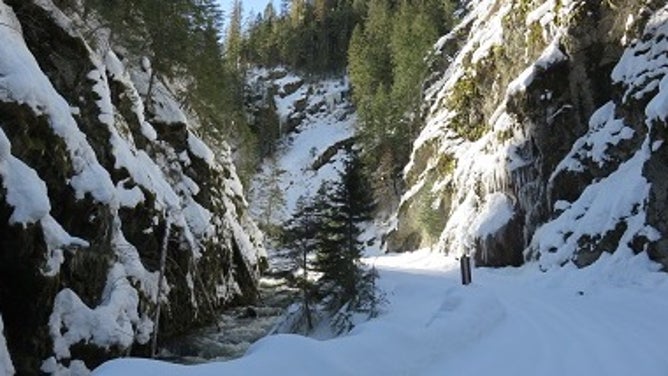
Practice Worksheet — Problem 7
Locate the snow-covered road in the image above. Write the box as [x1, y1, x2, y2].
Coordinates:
[94, 250, 668, 376]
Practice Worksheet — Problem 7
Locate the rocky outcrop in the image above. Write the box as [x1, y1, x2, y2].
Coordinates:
[388, 0, 668, 271]
[0, 0, 265, 374]
[246, 67, 356, 228]
[246, 68, 353, 146]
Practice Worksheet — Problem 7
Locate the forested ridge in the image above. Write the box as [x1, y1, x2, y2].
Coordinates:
[60, 0, 459, 203]
[0, 0, 457, 371]
[243, 0, 457, 209]
[5, 0, 668, 374]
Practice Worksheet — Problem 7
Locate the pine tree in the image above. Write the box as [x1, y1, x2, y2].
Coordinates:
[255, 157, 287, 238]
[282, 194, 327, 332]
[347, 0, 458, 208]
[225, 0, 244, 71]
[314, 153, 375, 313]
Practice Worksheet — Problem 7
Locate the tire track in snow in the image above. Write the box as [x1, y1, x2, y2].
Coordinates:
[417, 267, 668, 376]
[508, 284, 668, 375]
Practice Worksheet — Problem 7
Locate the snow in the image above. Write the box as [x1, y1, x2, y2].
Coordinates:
[93, 249, 668, 376]
[0, 315, 14, 376]
[104, 52, 158, 141]
[470, 192, 514, 238]
[187, 132, 215, 166]
[0, 3, 115, 204]
[48, 263, 154, 361]
[0, 128, 90, 276]
[41, 357, 89, 376]
[531, 137, 656, 270]
[183, 197, 213, 238]
[611, 6, 668, 104]
[0, 129, 51, 225]
[130, 67, 188, 125]
[646, 72, 668, 123]
[40, 215, 89, 277]
[552, 102, 635, 175]
[86, 65, 181, 211]
[248, 71, 355, 224]
[507, 40, 567, 95]
[470, 3, 510, 64]
[110, 217, 164, 303]
[0, 1, 267, 371]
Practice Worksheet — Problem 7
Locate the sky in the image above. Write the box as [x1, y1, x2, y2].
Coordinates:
[218, 0, 279, 25]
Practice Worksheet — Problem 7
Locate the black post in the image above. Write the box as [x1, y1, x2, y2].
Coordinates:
[460, 255, 472, 285]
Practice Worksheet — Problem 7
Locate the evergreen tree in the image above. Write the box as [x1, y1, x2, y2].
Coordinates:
[348, 0, 457, 208]
[314, 153, 375, 313]
[282, 194, 326, 332]
[225, 0, 244, 71]
[243, 0, 360, 74]
[281, 152, 379, 334]
[254, 157, 287, 238]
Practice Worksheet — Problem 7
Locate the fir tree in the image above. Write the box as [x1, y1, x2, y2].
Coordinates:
[314, 152, 375, 313]
[282, 194, 327, 332]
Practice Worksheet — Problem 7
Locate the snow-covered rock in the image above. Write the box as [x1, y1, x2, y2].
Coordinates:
[0, 0, 265, 373]
[390, 0, 668, 273]
[247, 68, 356, 226]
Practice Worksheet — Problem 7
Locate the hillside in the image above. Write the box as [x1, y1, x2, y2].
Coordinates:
[0, 0, 265, 374]
[388, 0, 668, 274]
[3, 0, 668, 375]
[92, 0, 668, 374]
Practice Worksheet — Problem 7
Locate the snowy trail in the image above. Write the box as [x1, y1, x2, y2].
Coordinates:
[94, 250, 668, 376]
[426, 268, 668, 376]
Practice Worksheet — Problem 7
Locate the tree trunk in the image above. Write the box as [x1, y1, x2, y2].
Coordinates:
[151, 214, 172, 357]
[146, 67, 157, 115]
[302, 245, 313, 331]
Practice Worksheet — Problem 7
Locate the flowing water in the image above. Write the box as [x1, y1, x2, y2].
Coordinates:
[158, 273, 298, 363]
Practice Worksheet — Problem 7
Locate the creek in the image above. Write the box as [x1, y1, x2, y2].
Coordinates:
[158, 272, 298, 363]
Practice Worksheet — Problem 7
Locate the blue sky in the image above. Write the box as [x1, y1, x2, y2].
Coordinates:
[218, 0, 279, 24]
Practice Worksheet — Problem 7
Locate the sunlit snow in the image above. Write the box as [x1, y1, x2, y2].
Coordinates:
[94, 249, 668, 376]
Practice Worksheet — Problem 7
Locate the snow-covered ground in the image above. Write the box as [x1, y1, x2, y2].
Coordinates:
[94, 249, 668, 376]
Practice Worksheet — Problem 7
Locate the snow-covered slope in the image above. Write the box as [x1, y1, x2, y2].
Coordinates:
[389, 0, 668, 272]
[0, 316, 13, 376]
[93, 249, 668, 375]
[0, 0, 265, 374]
[247, 68, 355, 227]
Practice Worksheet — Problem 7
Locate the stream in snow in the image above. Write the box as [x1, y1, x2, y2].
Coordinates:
[158, 273, 298, 363]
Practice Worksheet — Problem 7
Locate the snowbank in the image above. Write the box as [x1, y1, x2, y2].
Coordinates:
[93, 249, 668, 376]
[0, 315, 14, 376]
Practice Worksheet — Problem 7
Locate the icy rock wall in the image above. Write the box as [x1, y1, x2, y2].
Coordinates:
[389, 0, 668, 271]
[0, 0, 266, 374]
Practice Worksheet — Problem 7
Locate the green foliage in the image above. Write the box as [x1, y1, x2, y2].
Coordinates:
[255, 157, 287, 238]
[434, 154, 456, 177]
[83, 0, 205, 85]
[73, 0, 259, 183]
[415, 188, 446, 243]
[348, 0, 457, 203]
[283, 152, 378, 331]
[314, 154, 375, 311]
[244, 0, 360, 74]
[448, 72, 488, 141]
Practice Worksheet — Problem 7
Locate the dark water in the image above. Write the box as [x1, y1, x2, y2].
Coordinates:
[158, 276, 298, 363]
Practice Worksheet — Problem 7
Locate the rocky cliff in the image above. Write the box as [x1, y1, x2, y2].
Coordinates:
[387, 0, 668, 271]
[0, 0, 266, 374]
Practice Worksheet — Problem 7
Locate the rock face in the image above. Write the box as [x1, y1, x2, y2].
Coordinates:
[0, 0, 266, 374]
[388, 0, 668, 271]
